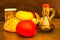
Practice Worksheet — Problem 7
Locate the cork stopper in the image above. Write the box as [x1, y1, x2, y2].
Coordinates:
[42, 4, 50, 8]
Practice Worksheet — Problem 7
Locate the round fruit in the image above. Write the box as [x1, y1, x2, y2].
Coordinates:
[16, 20, 36, 37]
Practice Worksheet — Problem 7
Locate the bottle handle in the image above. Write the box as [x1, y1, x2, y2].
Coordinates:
[49, 8, 55, 19]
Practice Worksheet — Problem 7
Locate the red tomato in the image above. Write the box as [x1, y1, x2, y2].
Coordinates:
[16, 20, 36, 37]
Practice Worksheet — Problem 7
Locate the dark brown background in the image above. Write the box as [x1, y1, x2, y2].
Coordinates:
[0, 0, 60, 21]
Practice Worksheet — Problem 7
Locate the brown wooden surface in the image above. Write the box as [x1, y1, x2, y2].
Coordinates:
[0, 19, 60, 40]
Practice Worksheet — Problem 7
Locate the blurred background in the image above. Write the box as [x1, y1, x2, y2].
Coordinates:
[0, 0, 60, 21]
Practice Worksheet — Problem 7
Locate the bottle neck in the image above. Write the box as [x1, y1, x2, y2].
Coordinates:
[42, 8, 50, 17]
